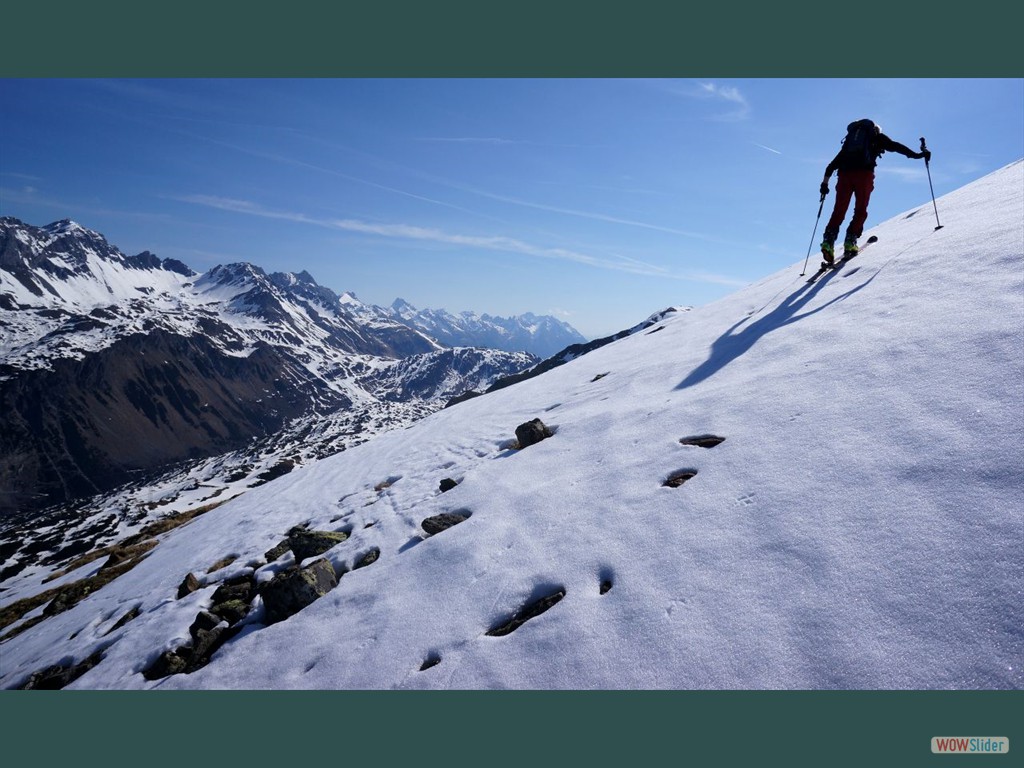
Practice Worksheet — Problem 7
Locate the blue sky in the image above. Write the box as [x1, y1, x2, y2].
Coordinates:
[2, 78, 1022, 338]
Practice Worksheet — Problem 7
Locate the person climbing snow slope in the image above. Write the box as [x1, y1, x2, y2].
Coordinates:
[820, 119, 931, 263]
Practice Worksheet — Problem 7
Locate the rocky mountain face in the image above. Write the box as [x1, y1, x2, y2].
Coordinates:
[387, 298, 587, 358]
[0, 218, 536, 516]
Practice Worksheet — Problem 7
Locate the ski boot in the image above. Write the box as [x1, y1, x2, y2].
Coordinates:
[842, 238, 859, 261]
[820, 239, 835, 266]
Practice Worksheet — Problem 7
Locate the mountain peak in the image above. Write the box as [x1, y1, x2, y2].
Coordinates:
[200, 262, 269, 285]
[43, 219, 102, 240]
[390, 297, 418, 316]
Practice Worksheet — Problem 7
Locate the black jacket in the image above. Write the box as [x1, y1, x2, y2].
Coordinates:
[825, 132, 919, 176]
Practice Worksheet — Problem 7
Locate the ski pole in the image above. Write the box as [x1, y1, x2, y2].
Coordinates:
[921, 137, 943, 230]
[800, 192, 826, 276]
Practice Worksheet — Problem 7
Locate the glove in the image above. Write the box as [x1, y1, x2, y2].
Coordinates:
[819, 181, 829, 197]
[922, 149, 932, 162]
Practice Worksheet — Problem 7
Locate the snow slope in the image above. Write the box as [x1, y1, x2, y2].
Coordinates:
[1, 161, 1021, 690]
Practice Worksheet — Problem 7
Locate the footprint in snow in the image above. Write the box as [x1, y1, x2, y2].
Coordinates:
[486, 586, 566, 637]
[678, 434, 726, 448]
[663, 469, 698, 488]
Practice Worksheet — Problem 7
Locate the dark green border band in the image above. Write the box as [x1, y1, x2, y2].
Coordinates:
[1, 690, 1021, 766]
[1, 3, 1019, 768]
[1, 1, 1021, 76]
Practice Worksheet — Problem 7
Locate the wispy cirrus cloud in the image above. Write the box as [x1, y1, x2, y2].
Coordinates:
[655, 79, 751, 122]
[696, 82, 751, 121]
[425, 180, 736, 244]
[875, 165, 927, 182]
[416, 137, 521, 145]
[177, 194, 746, 286]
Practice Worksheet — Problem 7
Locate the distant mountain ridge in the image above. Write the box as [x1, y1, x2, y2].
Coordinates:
[386, 297, 587, 358]
[0, 217, 536, 514]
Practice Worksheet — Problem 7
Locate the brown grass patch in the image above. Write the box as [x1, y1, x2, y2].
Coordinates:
[1, 499, 228, 640]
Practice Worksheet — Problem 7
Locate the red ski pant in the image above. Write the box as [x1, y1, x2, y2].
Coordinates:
[824, 169, 875, 243]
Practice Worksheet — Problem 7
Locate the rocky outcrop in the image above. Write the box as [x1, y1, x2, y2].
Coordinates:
[17, 650, 104, 690]
[288, 530, 349, 562]
[143, 574, 258, 681]
[259, 559, 339, 625]
[264, 528, 349, 563]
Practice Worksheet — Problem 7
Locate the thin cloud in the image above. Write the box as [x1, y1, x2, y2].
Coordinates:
[416, 137, 521, 145]
[698, 82, 751, 120]
[753, 142, 782, 155]
[434, 181, 739, 245]
[159, 126, 512, 226]
[178, 194, 745, 286]
[876, 165, 928, 182]
[1, 171, 44, 183]
[657, 80, 751, 122]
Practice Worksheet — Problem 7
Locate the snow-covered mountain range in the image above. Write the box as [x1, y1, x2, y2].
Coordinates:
[0, 218, 543, 514]
[0, 160, 1020, 690]
[387, 298, 586, 358]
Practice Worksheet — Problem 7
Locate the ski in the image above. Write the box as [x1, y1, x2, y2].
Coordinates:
[805, 235, 877, 284]
[806, 261, 833, 284]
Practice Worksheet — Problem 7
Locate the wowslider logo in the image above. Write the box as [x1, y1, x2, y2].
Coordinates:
[932, 737, 1010, 754]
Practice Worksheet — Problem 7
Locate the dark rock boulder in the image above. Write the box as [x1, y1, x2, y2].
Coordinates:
[176, 572, 202, 599]
[288, 530, 348, 562]
[421, 512, 470, 536]
[190, 624, 227, 667]
[259, 559, 338, 624]
[439, 478, 459, 493]
[515, 418, 553, 449]
[264, 540, 291, 562]
[210, 575, 255, 605]
[189, 611, 223, 639]
[210, 599, 250, 625]
[144, 649, 190, 680]
[354, 548, 380, 570]
[18, 651, 104, 690]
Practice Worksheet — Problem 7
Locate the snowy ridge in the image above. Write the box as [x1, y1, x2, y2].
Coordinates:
[0, 231, 441, 376]
[386, 298, 588, 357]
[0, 161, 1021, 690]
[0, 220, 536, 514]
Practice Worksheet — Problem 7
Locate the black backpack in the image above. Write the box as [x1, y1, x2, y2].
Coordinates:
[839, 118, 878, 168]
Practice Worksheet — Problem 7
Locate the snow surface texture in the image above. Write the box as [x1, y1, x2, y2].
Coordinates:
[1, 161, 1021, 690]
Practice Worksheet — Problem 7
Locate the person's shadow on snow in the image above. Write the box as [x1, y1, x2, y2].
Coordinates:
[676, 271, 877, 391]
